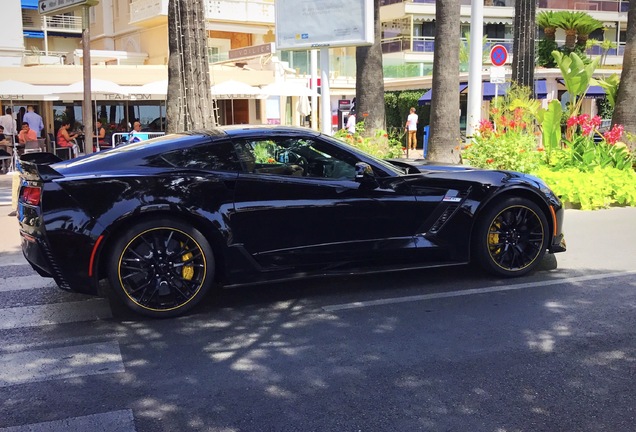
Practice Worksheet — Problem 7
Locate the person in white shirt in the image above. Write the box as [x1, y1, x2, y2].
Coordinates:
[0, 108, 17, 138]
[405, 107, 419, 150]
[346, 112, 356, 134]
[22, 106, 44, 138]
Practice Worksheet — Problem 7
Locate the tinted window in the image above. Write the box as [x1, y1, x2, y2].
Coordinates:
[234, 137, 357, 180]
[152, 140, 240, 171]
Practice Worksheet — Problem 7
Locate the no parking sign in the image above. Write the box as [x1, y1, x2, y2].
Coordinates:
[490, 44, 508, 67]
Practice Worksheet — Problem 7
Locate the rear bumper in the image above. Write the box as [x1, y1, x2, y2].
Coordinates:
[20, 229, 98, 295]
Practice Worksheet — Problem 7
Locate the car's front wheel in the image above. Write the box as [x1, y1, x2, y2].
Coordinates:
[107, 218, 214, 317]
[473, 197, 549, 277]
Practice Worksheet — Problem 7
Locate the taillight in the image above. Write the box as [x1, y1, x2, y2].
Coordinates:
[21, 186, 42, 206]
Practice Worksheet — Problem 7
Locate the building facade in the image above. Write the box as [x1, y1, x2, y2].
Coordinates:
[0, 0, 630, 139]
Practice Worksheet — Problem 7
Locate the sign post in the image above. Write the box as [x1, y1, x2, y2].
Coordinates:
[489, 44, 508, 131]
[39, 0, 98, 154]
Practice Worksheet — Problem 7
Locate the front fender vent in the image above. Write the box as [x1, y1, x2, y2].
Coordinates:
[429, 204, 459, 233]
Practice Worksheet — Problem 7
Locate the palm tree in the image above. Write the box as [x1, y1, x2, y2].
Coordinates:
[537, 11, 559, 67]
[575, 18, 603, 47]
[537, 11, 559, 41]
[612, 0, 636, 139]
[512, 0, 536, 88]
[554, 11, 589, 51]
[166, 0, 217, 133]
[355, 0, 386, 136]
[428, 0, 461, 163]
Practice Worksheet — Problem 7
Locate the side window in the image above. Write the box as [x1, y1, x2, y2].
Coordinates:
[151, 140, 240, 171]
[234, 137, 357, 180]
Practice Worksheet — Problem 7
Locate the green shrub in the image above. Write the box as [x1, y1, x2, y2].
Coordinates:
[532, 167, 636, 210]
[334, 124, 404, 159]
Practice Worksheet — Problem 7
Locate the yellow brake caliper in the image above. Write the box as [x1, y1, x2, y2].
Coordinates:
[181, 243, 194, 281]
[488, 221, 502, 256]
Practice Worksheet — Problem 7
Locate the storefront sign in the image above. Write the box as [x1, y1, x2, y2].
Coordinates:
[228, 43, 275, 61]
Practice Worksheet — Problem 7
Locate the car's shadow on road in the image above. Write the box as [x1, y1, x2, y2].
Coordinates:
[107, 253, 564, 321]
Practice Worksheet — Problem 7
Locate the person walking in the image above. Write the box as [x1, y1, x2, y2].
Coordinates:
[346, 111, 356, 134]
[405, 107, 418, 150]
[22, 106, 44, 138]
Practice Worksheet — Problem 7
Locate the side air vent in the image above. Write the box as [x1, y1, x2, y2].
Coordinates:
[429, 204, 459, 233]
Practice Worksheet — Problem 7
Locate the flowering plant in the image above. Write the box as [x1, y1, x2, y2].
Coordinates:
[555, 115, 633, 171]
[334, 123, 404, 159]
[462, 100, 543, 172]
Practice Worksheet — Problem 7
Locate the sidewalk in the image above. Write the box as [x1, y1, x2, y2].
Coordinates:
[0, 173, 22, 264]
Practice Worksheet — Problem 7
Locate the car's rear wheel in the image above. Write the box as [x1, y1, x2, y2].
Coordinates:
[473, 197, 549, 277]
[107, 218, 214, 317]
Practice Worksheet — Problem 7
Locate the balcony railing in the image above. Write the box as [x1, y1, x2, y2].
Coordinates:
[382, 35, 625, 57]
[129, 0, 275, 25]
[380, 0, 629, 11]
[204, 0, 275, 24]
[22, 13, 83, 32]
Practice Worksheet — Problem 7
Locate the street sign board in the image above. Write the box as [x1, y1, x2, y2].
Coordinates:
[490, 66, 506, 84]
[276, 0, 373, 50]
[39, 0, 98, 16]
[489, 44, 508, 67]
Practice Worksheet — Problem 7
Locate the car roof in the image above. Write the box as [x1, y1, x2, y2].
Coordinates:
[192, 125, 322, 138]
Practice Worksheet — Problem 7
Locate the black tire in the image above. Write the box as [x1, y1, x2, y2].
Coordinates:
[473, 197, 549, 277]
[107, 218, 214, 317]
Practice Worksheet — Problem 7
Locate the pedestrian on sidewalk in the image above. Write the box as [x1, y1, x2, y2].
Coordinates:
[405, 107, 418, 151]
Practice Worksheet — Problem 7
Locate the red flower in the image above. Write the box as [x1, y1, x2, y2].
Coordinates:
[537, 148, 545, 152]
[604, 124, 624, 145]
[566, 116, 578, 128]
[486, 158, 494, 164]
[590, 115, 602, 128]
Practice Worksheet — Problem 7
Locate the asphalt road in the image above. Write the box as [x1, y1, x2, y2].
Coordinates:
[0, 202, 635, 432]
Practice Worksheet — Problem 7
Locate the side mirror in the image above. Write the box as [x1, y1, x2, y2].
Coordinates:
[355, 162, 377, 186]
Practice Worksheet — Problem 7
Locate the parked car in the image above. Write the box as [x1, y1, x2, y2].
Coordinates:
[18, 126, 566, 317]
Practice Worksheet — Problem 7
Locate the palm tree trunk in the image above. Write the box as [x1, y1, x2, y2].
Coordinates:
[612, 0, 636, 141]
[512, 0, 536, 88]
[166, 0, 217, 133]
[565, 29, 577, 50]
[428, 0, 461, 163]
[543, 27, 556, 41]
[355, 0, 386, 136]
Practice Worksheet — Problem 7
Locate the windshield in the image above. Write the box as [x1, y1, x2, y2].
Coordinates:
[321, 134, 407, 176]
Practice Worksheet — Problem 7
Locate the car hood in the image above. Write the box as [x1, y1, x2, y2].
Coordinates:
[389, 158, 552, 193]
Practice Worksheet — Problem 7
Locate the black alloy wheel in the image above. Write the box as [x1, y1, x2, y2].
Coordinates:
[473, 197, 549, 277]
[107, 218, 214, 317]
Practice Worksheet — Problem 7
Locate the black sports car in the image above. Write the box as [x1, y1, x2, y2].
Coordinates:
[18, 126, 566, 317]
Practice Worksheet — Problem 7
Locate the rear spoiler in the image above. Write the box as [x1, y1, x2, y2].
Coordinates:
[20, 152, 64, 182]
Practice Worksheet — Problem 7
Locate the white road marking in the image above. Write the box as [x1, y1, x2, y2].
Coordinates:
[0, 275, 56, 292]
[0, 409, 135, 432]
[0, 341, 125, 388]
[0, 299, 112, 330]
[323, 270, 636, 312]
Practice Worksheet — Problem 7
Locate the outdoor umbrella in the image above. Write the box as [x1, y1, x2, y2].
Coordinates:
[260, 81, 317, 97]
